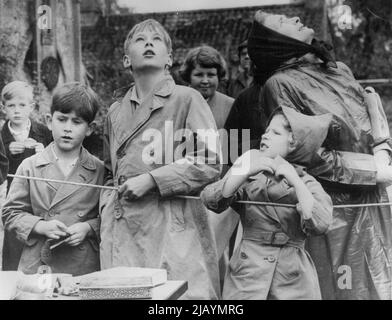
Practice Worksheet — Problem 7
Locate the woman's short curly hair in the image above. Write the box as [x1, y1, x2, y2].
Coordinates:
[179, 46, 227, 83]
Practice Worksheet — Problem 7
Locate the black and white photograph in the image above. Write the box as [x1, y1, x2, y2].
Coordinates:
[0, 0, 392, 307]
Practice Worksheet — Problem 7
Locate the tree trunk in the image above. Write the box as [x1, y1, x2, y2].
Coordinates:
[0, 0, 84, 115]
[0, 0, 33, 89]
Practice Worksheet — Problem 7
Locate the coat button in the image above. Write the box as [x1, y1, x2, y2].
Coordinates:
[48, 211, 55, 217]
[78, 244, 85, 250]
[240, 252, 247, 259]
[114, 211, 122, 219]
[266, 256, 276, 263]
[150, 149, 154, 156]
[77, 212, 84, 218]
[118, 175, 126, 186]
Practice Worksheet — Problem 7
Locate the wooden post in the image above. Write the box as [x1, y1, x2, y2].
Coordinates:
[35, 0, 57, 89]
[72, 0, 82, 81]
[35, 0, 42, 90]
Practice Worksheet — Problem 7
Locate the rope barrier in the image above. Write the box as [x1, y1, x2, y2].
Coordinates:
[8, 174, 392, 209]
[8, 174, 117, 191]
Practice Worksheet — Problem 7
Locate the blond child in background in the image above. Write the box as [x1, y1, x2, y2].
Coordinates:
[1, 81, 52, 271]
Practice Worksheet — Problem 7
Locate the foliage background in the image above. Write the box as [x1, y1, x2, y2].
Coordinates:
[329, 0, 392, 129]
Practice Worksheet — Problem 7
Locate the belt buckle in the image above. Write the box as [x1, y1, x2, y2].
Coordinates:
[270, 232, 277, 245]
[271, 232, 289, 245]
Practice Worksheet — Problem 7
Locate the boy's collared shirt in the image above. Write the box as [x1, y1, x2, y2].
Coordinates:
[50, 144, 79, 178]
[8, 118, 31, 142]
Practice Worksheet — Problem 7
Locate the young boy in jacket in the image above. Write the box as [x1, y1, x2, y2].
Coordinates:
[100, 19, 222, 299]
[201, 106, 333, 299]
[1, 80, 52, 271]
[2, 83, 103, 276]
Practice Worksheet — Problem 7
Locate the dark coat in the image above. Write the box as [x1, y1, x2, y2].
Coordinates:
[224, 82, 265, 165]
[0, 135, 8, 185]
[1, 120, 52, 271]
[1, 120, 52, 189]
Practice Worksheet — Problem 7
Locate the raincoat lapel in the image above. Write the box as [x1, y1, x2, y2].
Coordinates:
[49, 148, 97, 209]
[112, 76, 175, 152]
[36, 142, 60, 196]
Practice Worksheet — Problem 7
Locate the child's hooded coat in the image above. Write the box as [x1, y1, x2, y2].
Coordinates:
[201, 107, 333, 300]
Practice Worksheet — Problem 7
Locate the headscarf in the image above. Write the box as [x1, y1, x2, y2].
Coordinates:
[271, 106, 333, 166]
[248, 19, 337, 84]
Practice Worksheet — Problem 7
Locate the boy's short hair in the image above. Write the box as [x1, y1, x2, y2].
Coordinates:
[1, 81, 34, 104]
[124, 19, 172, 54]
[51, 82, 101, 124]
[179, 46, 227, 83]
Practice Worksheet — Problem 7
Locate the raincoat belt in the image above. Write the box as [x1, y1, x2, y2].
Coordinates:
[243, 228, 305, 249]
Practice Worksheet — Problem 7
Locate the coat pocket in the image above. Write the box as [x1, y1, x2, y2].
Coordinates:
[229, 242, 247, 274]
[276, 248, 302, 281]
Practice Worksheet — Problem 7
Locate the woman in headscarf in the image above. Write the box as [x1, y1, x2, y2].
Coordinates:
[247, 10, 392, 300]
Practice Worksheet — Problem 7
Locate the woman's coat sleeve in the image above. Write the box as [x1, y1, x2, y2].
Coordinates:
[263, 77, 377, 186]
[297, 174, 333, 236]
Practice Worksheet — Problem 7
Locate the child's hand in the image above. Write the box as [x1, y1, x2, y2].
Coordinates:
[64, 222, 92, 246]
[274, 155, 301, 186]
[364, 86, 380, 115]
[9, 141, 25, 155]
[119, 173, 157, 201]
[34, 143, 44, 153]
[32, 220, 68, 239]
[233, 149, 276, 176]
